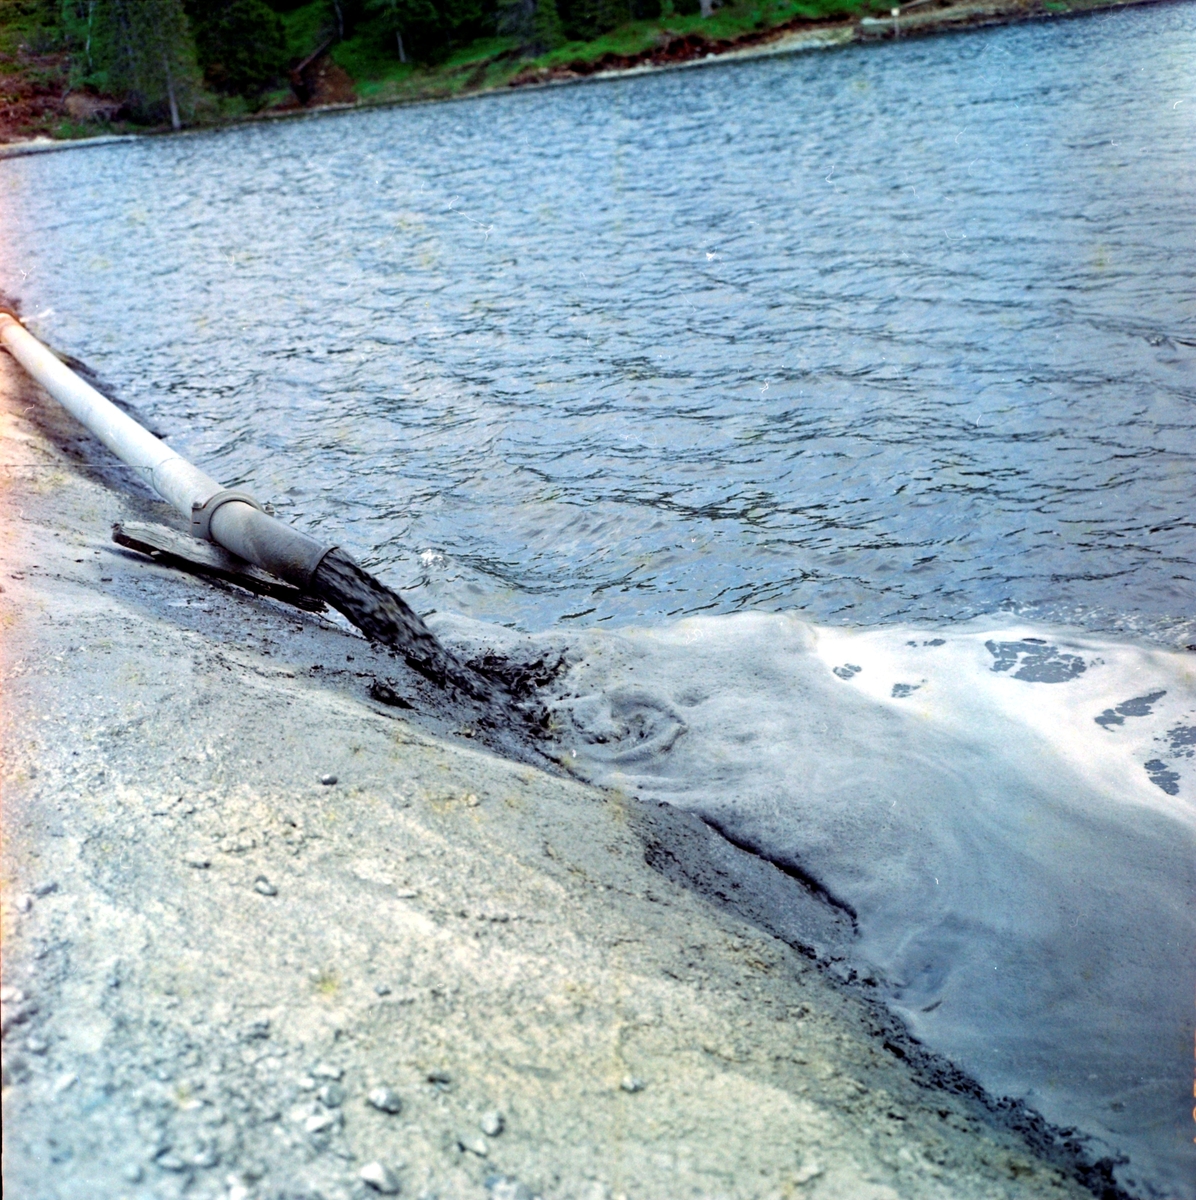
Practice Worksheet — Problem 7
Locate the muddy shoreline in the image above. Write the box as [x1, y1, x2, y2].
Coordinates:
[0, 339, 1140, 1199]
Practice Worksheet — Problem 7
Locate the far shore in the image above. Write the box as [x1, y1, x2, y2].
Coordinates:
[0, 0, 1175, 157]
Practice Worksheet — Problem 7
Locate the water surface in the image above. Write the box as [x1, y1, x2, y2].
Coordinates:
[2, 4, 1193, 641]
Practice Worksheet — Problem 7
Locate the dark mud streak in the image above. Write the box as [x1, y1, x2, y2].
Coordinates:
[628, 801, 1135, 1200]
[697, 814, 860, 928]
[312, 547, 492, 700]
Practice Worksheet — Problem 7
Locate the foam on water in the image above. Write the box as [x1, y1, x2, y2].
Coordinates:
[436, 611, 1196, 1196]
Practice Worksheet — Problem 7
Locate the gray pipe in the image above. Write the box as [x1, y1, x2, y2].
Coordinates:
[0, 311, 332, 590]
[0, 309, 502, 704]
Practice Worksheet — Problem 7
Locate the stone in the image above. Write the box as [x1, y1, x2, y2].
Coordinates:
[794, 1159, 823, 1184]
[317, 1082, 346, 1107]
[183, 853, 211, 869]
[479, 1110, 504, 1137]
[486, 1178, 534, 1200]
[157, 1151, 188, 1172]
[253, 876, 278, 896]
[122, 1163, 144, 1183]
[366, 1086, 402, 1114]
[312, 1062, 344, 1080]
[619, 1075, 645, 1093]
[25, 1035, 49, 1055]
[192, 1144, 220, 1168]
[32, 881, 59, 897]
[320, 774, 338, 786]
[457, 1133, 488, 1157]
[304, 1109, 340, 1134]
[15, 894, 33, 913]
[359, 1161, 400, 1194]
[374, 983, 392, 996]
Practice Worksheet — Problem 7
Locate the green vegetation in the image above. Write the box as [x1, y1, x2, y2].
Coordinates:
[0, 0, 1121, 140]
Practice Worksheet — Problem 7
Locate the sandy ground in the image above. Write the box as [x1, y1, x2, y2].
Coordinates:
[0, 349, 1110, 1200]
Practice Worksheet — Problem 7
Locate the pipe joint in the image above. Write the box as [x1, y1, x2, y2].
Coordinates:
[208, 500, 334, 592]
[191, 489, 263, 541]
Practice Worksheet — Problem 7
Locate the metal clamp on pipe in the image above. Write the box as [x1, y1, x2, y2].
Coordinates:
[190, 489, 263, 541]
[0, 311, 337, 594]
[208, 500, 335, 592]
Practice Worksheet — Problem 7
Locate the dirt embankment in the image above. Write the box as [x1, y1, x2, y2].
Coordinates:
[505, 0, 1162, 87]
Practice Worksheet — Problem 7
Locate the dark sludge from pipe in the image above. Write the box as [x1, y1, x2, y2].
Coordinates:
[311, 547, 496, 701]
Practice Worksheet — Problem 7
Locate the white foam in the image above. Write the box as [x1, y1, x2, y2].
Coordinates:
[437, 612, 1196, 1196]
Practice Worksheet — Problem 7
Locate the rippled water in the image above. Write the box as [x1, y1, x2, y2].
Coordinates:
[3, 3, 1194, 640]
[3, 4, 1196, 1195]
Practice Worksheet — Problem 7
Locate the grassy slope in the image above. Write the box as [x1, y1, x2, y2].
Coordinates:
[316, 0, 1141, 106]
[320, 0, 877, 104]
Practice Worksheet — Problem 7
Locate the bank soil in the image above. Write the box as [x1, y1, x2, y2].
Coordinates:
[0, 348, 1123, 1200]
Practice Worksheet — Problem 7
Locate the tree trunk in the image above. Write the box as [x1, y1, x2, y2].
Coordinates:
[699, 0, 715, 15]
[331, 0, 345, 39]
[162, 51, 181, 130]
[396, 30, 407, 63]
[85, 0, 95, 72]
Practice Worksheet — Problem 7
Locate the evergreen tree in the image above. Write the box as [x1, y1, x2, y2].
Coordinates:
[497, 0, 563, 52]
[365, 0, 488, 61]
[89, 0, 201, 127]
[184, 0, 287, 96]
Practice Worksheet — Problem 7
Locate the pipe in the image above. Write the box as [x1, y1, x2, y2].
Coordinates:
[0, 310, 330, 590]
[0, 310, 501, 702]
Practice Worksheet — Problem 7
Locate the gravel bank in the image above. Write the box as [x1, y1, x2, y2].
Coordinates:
[1, 352, 1106, 1200]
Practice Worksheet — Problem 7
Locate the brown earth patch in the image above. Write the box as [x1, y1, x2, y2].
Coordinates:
[0, 48, 69, 141]
[288, 51, 358, 108]
[508, 15, 852, 86]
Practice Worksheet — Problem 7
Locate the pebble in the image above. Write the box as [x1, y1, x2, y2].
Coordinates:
[479, 1110, 504, 1137]
[244, 1017, 271, 1040]
[191, 1145, 220, 1168]
[457, 1133, 488, 1157]
[320, 774, 338, 786]
[52, 1071, 78, 1095]
[374, 983, 392, 996]
[794, 1159, 823, 1184]
[304, 1109, 340, 1134]
[156, 1151, 188, 1172]
[359, 1161, 400, 1194]
[15, 894, 33, 913]
[253, 876, 278, 897]
[620, 1075, 645, 1093]
[122, 1164, 144, 1183]
[317, 1082, 346, 1108]
[366, 1085, 403, 1114]
[32, 881, 59, 897]
[0, 987, 24, 1004]
[486, 1178, 534, 1200]
[312, 1062, 344, 1080]
[183, 853, 211, 869]
[25, 1035, 49, 1055]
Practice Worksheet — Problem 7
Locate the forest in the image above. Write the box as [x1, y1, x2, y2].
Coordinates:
[0, 0, 876, 135]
